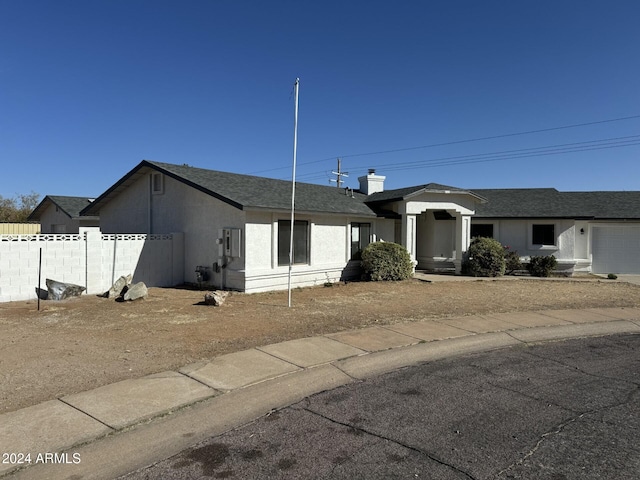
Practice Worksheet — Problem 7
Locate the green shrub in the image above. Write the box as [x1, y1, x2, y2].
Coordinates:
[463, 237, 506, 277]
[361, 242, 414, 281]
[503, 246, 522, 275]
[607, 273, 618, 280]
[527, 255, 557, 277]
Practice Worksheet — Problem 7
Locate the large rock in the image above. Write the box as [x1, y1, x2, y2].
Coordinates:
[46, 279, 86, 301]
[123, 282, 148, 301]
[106, 274, 132, 298]
[204, 291, 229, 306]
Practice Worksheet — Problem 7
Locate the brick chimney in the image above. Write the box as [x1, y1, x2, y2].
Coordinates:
[358, 169, 386, 195]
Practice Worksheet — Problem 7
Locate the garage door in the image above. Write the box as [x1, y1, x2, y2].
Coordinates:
[592, 225, 640, 274]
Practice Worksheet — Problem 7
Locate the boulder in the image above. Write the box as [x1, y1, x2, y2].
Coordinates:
[204, 290, 229, 306]
[46, 279, 86, 301]
[123, 282, 148, 301]
[106, 274, 132, 298]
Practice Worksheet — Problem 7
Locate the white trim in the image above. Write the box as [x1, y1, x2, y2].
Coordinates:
[276, 218, 311, 266]
[527, 221, 559, 251]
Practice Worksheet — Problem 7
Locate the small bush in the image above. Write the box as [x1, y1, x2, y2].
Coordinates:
[607, 273, 618, 280]
[527, 255, 557, 277]
[463, 237, 505, 277]
[361, 242, 413, 281]
[503, 246, 522, 275]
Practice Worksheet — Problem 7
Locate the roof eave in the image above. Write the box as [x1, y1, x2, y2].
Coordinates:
[28, 196, 72, 221]
[244, 206, 377, 217]
[150, 162, 245, 210]
[404, 188, 488, 203]
[81, 160, 246, 216]
[474, 215, 596, 220]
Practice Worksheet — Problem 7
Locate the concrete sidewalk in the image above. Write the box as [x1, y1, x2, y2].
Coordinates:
[2, 307, 640, 479]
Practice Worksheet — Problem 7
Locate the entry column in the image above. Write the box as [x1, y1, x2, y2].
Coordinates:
[453, 214, 471, 274]
[401, 214, 417, 265]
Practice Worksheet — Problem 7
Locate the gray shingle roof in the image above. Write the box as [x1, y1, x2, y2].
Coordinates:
[28, 195, 95, 221]
[560, 191, 640, 219]
[80, 160, 640, 221]
[366, 183, 483, 203]
[472, 189, 563, 217]
[472, 188, 640, 219]
[83, 160, 376, 217]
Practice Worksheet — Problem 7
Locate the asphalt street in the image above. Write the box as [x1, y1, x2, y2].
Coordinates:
[121, 333, 640, 480]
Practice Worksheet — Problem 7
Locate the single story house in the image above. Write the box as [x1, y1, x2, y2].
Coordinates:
[469, 188, 640, 275]
[28, 195, 99, 233]
[80, 160, 640, 292]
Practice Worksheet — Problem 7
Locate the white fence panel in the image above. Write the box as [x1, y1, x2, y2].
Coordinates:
[0, 231, 183, 302]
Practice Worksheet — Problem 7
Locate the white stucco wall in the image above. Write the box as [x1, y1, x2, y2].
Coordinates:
[479, 219, 576, 260]
[160, 177, 246, 289]
[311, 216, 350, 266]
[100, 177, 149, 234]
[243, 211, 380, 292]
[244, 211, 273, 271]
[374, 218, 395, 243]
[574, 220, 590, 259]
[99, 172, 246, 289]
[99, 172, 387, 292]
[397, 192, 477, 216]
[416, 213, 454, 259]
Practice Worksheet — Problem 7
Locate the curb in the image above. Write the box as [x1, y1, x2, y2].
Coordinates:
[2, 310, 640, 479]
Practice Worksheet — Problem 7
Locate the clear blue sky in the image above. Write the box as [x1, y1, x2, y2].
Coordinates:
[2, 0, 640, 200]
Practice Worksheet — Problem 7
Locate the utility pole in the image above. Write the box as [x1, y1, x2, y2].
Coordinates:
[330, 158, 349, 188]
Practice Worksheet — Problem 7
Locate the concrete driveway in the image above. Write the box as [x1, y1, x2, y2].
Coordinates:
[617, 274, 640, 286]
[122, 333, 640, 480]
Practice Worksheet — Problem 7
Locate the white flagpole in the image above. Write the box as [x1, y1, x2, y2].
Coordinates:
[288, 78, 300, 307]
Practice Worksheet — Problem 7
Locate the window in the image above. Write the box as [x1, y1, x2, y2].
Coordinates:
[278, 220, 309, 266]
[532, 224, 555, 246]
[151, 173, 164, 194]
[351, 223, 371, 260]
[470, 224, 494, 238]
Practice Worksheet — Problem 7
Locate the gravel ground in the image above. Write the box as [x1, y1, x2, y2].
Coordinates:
[1, 277, 638, 414]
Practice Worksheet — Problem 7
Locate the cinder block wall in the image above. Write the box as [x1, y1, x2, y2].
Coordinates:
[0, 230, 184, 302]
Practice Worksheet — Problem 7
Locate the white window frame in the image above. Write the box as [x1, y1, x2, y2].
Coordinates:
[277, 219, 310, 266]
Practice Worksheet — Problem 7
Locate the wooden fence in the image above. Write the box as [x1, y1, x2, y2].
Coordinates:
[0, 223, 40, 234]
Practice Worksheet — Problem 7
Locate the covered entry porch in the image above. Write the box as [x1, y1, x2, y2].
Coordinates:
[372, 185, 486, 274]
[399, 205, 474, 274]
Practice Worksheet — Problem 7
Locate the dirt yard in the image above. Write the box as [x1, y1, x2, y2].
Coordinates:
[1, 277, 639, 414]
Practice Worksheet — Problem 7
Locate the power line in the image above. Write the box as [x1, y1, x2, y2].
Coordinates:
[354, 134, 640, 171]
[338, 114, 640, 160]
[386, 140, 640, 173]
[248, 114, 640, 175]
[284, 134, 640, 181]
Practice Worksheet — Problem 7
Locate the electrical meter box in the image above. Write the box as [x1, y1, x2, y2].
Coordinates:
[222, 228, 242, 258]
